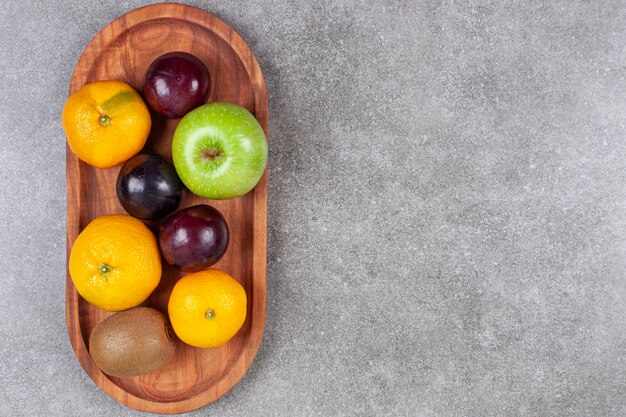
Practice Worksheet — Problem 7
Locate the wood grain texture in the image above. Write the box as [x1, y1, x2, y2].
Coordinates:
[65, 4, 267, 414]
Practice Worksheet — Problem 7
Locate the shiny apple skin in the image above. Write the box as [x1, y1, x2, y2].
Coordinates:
[142, 52, 211, 118]
[116, 154, 184, 221]
[158, 204, 229, 272]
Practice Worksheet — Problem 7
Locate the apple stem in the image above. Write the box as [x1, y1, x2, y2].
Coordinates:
[99, 115, 112, 126]
[205, 309, 216, 320]
[201, 149, 221, 160]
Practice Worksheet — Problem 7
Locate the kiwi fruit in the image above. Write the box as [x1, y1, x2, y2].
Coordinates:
[88, 307, 175, 377]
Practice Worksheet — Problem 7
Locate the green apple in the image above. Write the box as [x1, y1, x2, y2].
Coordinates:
[172, 102, 268, 199]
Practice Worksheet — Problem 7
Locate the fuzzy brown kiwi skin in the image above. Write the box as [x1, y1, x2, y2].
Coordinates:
[88, 307, 176, 378]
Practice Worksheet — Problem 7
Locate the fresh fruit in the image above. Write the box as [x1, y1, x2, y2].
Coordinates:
[62, 81, 151, 168]
[168, 269, 246, 348]
[69, 214, 161, 311]
[116, 154, 185, 220]
[142, 52, 210, 118]
[89, 307, 175, 377]
[172, 102, 268, 199]
[159, 205, 229, 272]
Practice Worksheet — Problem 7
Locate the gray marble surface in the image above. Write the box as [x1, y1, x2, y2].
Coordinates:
[1, 1, 625, 416]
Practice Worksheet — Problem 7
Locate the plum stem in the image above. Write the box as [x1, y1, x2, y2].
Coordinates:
[205, 309, 215, 320]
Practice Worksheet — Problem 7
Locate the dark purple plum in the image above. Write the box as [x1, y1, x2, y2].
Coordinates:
[116, 154, 184, 221]
[142, 52, 211, 118]
[158, 205, 229, 272]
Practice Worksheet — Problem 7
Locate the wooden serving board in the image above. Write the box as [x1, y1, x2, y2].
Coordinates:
[65, 4, 267, 414]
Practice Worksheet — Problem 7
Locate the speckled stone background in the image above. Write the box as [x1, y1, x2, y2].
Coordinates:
[1, 1, 625, 416]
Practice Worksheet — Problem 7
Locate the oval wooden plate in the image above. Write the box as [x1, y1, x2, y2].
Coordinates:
[65, 3, 267, 414]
